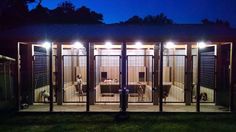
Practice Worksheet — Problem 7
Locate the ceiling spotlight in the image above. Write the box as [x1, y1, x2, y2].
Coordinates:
[135, 41, 143, 49]
[197, 41, 206, 49]
[42, 41, 51, 49]
[73, 41, 84, 49]
[105, 41, 113, 49]
[165, 41, 176, 49]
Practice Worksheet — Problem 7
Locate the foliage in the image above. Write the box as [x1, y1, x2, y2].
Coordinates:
[0, 0, 35, 28]
[201, 18, 230, 27]
[0, 0, 231, 30]
[0, 0, 103, 30]
[121, 13, 174, 25]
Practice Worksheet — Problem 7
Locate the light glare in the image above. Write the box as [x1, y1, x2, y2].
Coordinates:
[105, 41, 113, 49]
[42, 41, 51, 49]
[165, 41, 176, 49]
[197, 42, 206, 49]
[135, 41, 143, 49]
[73, 41, 84, 49]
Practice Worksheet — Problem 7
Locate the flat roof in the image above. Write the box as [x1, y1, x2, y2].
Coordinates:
[0, 24, 236, 42]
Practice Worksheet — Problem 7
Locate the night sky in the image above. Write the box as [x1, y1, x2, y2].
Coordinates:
[30, 0, 236, 27]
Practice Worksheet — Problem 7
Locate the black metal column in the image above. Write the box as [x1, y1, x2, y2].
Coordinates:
[121, 42, 127, 112]
[159, 42, 163, 112]
[89, 43, 95, 105]
[86, 42, 90, 112]
[49, 42, 53, 112]
[185, 44, 192, 105]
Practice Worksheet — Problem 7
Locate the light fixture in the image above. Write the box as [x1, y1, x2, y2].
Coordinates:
[73, 41, 84, 49]
[135, 41, 143, 49]
[165, 41, 176, 49]
[105, 41, 113, 49]
[42, 41, 51, 49]
[197, 41, 206, 49]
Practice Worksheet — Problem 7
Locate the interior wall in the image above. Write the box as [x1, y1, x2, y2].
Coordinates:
[63, 48, 87, 87]
[100, 66, 119, 81]
[128, 66, 146, 83]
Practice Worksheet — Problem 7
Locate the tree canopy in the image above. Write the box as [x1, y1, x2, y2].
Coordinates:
[120, 13, 174, 25]
[201, 18, 230, 27]
[0, 0, 104, 30]
[0, 0, 231, 30]
[0, 0, 35, 28]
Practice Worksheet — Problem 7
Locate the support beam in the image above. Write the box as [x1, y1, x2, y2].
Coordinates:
[121, 42, 127, 112]
[159, 42, 163, 112]
[86, 42, 90, 112]
[215, 44, 223, 106]
[185, 44, 192, 105]
[230, 42, 236, 112]
[56, 44, 63, 105]
[89, 43, 95, 105]
[196, 44, 201, 112]
[16, 42, 21, 111]
[153, 44, 159, 105]
[49, 42, 53, 112]
[27, 44, 33, 105]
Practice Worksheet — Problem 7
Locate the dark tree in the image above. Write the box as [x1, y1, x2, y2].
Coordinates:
[0, 0, 35, 29]
[50, 1, 77, 23]
[121, 13, 173, 25]
[29, 3, 50, 23]
[49, 1, 103, 24]
[123, 16, 143, 24]
[1, 0, 104, 28]
[201, 18, 230, 27]
[75, 6, 103, 24]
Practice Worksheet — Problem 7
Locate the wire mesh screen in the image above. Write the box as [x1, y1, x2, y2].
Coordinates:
[0, 61, 14, 102]
[162, 55, 185, 103]
[33, 55, 49, 103]
[127, 55, 153, 103]
[200, 53, 216, 103]
[95, 55, 120, 103]
[63, 55, 87, 103]
[33, 55, 57, 103]
[192, 54, 216, 103]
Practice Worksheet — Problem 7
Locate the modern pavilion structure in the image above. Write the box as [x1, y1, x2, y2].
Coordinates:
[0, 24, 236, 112]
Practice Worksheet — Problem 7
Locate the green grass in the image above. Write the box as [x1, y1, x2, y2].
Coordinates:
[0, 113, 236, 132]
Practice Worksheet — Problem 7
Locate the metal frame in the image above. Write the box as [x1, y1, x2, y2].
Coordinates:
[94, 55, 121, 103]
[127, 55, 154, 103]
[162, 54, 186, 103]
[62, 55, 87, 103]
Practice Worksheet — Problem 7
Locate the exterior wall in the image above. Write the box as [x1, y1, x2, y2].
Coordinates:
[0, 58, 16, 111]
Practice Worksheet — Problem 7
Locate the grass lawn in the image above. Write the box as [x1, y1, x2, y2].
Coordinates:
[0, 112, 236, 132]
